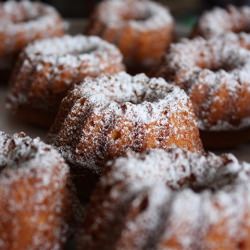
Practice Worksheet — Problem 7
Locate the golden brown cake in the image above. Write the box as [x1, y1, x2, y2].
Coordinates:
[86, 0, 174, 74]
[7, 35, 124, 127]
[48, 72, 202, 175]
[192, 5, 250, 38]
[0, 131, 74, 250]
[78, 148, 250, 250]
[156, 33, 250, 148]
[0, 0, 64, 82]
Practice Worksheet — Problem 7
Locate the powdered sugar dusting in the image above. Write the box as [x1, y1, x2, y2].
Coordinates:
[114, 184, 171, 249]
[22, 35, 124, 77]
[75, 72, 190, 123]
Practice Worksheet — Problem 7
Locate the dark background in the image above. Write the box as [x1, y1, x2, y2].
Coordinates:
[1, 0, 250, 18]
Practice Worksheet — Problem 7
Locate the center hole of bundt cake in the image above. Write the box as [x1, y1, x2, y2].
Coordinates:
[128, 90, 165, 105]
[210, 64, 235, 73]
[69, 45, 97, 56]
[132, 13, 150, 22]
[11, 13, 40, 23]
[130, 96, 161, 105]
[187, 171, 239, 193]
[232, 25, 250, 34]
[0, 165, 6, 173]
[122, 9, 151, 22]
[199, 61, 236, 73]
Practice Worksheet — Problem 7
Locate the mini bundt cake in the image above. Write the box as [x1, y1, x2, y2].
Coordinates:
[48, 72, 202, 175]
[78, 148, 250, 250]
[7, 35, 124, 127]
[0, 0, 64, 81]
[192, 5, 250, 38]
[0, 131, 74, 250]
[156, 33, 250, 148]
[86, 0, 174, 74]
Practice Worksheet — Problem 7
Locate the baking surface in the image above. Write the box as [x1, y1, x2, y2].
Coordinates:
[1, 20, 250, 162]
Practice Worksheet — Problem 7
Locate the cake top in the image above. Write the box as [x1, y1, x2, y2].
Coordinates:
[25, 35, 122, 61]
[71, 72, 191, 123]
[164, 33, 250, 88]
[94, 0, 173, 31]
[0, 0, 61, 30]
[0, 131, 9, 170]
[21, 35, 123, 74]
[105, 148, 249, 192]
[196, 5, 250, 38]
[0, 131, 68, 180]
